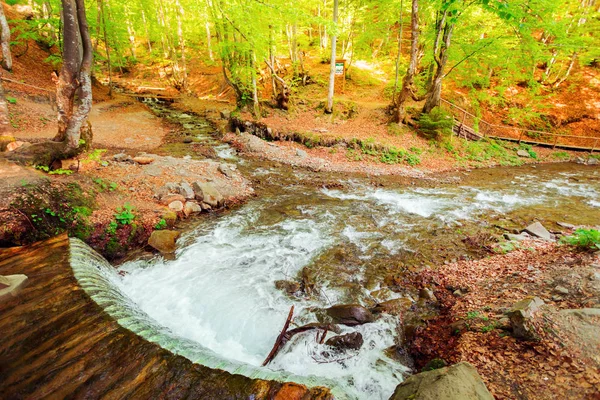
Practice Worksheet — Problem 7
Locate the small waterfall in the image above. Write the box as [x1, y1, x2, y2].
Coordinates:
[69, 238, 351, 399]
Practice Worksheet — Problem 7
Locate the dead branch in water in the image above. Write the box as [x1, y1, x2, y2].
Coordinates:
[262, 305, 294, 366]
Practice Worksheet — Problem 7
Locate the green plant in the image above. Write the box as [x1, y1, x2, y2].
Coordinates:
[6, 96, 17, 104]
[418, 107, 454, 141]
[114, 203, 136, 225]
[561, 229, 600, 251]
[481, 323, 496, 333]
[154, 219, 167, 230]
[551, 151, 570, 160]
[106, 220, 119, 235]
[519, 144, 538, 159]
[466, 311, 480, 320]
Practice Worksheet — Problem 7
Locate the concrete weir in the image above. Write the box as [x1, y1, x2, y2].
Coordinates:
[0, 235, 334, 399]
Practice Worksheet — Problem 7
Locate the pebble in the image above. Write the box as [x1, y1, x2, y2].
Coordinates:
[554, 286, 569, 295]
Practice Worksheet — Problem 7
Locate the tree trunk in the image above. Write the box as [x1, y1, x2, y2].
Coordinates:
[175, 0, 188, 90]
[325, 0, 339, 114]
[422, 16, 453, 114]
[205, 21, 213, 61]
[392, 0, 404, 104]
[0, 70, 10, 134]
[394, 0, 419, 123]
[98, 0, 112, 97]
[0, 3, 13, 71]
[54, 0, 93, 151]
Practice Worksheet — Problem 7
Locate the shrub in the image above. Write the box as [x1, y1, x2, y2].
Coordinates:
[561, 229, 600, 251]
[115, 203, 136, 225]
[418, 107, 454, 141]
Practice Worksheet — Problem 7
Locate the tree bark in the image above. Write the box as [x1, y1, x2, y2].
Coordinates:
[0, 3, 13, 71]
[0, 70, 10, 134]
[325, 0, 339, 114]
[393, 0, 419, 123]
[53, 0, 93, 150]
[422, 13, 453, 114]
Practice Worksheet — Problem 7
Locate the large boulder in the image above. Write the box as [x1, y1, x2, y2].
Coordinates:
[390, 362, 493, 400]
[507, 296, 544, 340]
[148, 230, 181, 254]
[193, 181, 223, 208]
[325, 332, 364, 351]
[326, 304, 374, 326]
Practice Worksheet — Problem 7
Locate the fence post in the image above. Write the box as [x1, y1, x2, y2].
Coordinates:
[552, 135, 559, 150]
[518, 131, 524, 144]
[592, 139, 598, 154]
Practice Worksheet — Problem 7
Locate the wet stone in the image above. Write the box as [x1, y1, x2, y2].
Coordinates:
[325, 332, 364, 351]
[326, 304, 374, 326]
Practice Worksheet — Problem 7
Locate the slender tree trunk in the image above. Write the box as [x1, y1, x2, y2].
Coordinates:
[175, 0, 188, 89]
[141, 9, 152, 53]
[125, 6, 136, 60]
[205, 21, 214, 61]
[0, 70, 10, 134]
[325, 0, 339, 114]
[0, 3, 13, 71]
[392, 0, 404, 104]
[98, 0, 112, 97]
[394, 0, 419, 123]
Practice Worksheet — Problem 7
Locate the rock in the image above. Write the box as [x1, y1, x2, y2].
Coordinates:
[148, 230, 180, 254]
[296, 149, 308, 158]
[325, 332, 364, 351]
[453, 289, 463, 297]
[560, 308, 600, 318]
[370, 288, 395, 303]
[235, 127, 242, 135]
[554, 286, 569, 295]
[371, 298, 413, 315]
[326, 304, 374, 326]
[504, 232, 530, 241]
[517, 149, 530, 158]
[0, 135, 16, 151]
[422, 358, 448, 371]
[575, 157, 586, 164]
[183, 137, 193, 144]
[275, 280, 301, 296]
[160, 194, 186, 205]
[133, 156, 155, 165]
[589, 272, 600, 281]
[557, 222, 576, 229]
[523, 222, 552, 241]
[507, 297, 544, 340]
[497, 317, 512, 331]
[218, 164, 234, 178]
[419, 288, 437, 303]
[390, 362, 493, 400]
[113, 153, 130, 162]
[0, 275, 29, 302]
[168, 200, 184, 212]
[144, 165, 163, 177]
[588, 158, 599, 165]
[6, 141, 28, 152]
[200, 202, 212, 211]
[177, 181, 195, 199]
[183, 201, 202, 217]
[161, 211, 178, 227]
[220, 110, 231, 120]
[193, 181, 223, 208]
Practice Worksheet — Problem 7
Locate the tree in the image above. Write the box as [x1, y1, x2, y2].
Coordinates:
[394, 0, 419, 123]
[0, 2, 12, 71]
[53, 0, 93, 150]
[326, 0, 339, 114]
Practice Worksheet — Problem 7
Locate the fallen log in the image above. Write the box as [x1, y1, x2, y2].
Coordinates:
[262, 305, 294, 366]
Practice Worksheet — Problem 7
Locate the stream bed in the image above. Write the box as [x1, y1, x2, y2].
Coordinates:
[110, 102, 600, 399]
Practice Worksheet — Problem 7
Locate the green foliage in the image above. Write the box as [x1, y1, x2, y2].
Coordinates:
[379, 147, 421, 166]
[519, 144, 538, 160]
[418, 107, 454, 141]
[6, 96, 17, 104]
[154, 219, 167, 230]
[115, 203, 136, 225]
[561, 229, 600, 251]
[551, 151, 570, 160]
[35, 165, 74, 175]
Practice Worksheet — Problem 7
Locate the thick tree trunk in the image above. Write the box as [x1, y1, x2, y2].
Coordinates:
[423, 17, 453, 114]
[325, 0, 339, 114]
[54, 0, 93, 150]
[394, 0, 419, 123]
[0, 3, 12, 71]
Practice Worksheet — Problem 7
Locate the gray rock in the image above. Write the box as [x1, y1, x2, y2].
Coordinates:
[517, 149, 530, 158]
[0, 275, 28, 301]
[588, 158, 599, 165]
[557, 222, 576, 229]
[296, 149, 308, 158]
[193, 181, 223, 208]
[168, 200, 184, 212]
[218, 164, 234, 178]
[523, 222, 552, 240]
[554, 286, 569, 295]
[220, 110, 231, 120]
[113, 153, 130, 162]
[326, 304, 374, 326]
[183, 201, 202, 217]
[177, 181, 195, 199]
[144, 165, 163, 177]
[507, 297, 544, 340]
[200, 202, 212, 211]
[576, 157, 586, 164]
[560, 308, 600, 318]
[148, 230, 180, 254]
[390, 362, 493, 400]
[325, 332, 364, 351]
[504, 232, 531, 241]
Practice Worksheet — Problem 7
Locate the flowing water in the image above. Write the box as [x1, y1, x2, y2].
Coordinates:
[83, 102, 600, 399]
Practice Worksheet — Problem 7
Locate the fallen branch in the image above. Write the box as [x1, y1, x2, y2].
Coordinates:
[262, 305, 294, 366]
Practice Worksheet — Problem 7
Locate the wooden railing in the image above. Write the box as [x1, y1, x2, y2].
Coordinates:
[440, 98, 599, 153]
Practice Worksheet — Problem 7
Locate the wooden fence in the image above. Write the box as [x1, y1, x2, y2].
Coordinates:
[440, 98, 599, 153]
